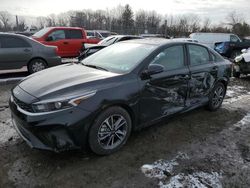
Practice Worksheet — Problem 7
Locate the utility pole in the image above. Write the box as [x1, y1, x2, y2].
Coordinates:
[16, 15, 19, 31]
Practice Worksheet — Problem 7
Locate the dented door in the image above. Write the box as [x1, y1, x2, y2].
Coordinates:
[187, 44, 217, 106]
[139, 45, 189, 124]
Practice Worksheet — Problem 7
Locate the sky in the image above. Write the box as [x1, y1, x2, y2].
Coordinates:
[1, 0, 250, 24]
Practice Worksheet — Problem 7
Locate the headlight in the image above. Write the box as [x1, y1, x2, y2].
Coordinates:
[32, 91, 96, 113]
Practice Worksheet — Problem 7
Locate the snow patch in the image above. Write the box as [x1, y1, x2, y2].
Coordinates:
[141, 152, 189, 179]
[233, 113, 250, 130]
[141, 153, 222, 188]
[159, 172, 222, 188]
[224, 86, 250, 104]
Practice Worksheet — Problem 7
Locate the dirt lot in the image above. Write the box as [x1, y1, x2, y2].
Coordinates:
[1, 77, 250, 188]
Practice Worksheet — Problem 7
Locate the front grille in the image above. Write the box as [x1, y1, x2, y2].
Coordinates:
[13, 96, 34, 112]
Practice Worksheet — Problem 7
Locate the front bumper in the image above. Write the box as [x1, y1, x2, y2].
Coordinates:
[10, 97, 93, 152]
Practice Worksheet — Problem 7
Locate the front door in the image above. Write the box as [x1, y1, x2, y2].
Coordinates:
[139, 45, 190, 124]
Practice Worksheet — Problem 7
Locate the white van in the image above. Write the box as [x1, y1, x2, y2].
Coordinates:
[189, 33, 241, 49]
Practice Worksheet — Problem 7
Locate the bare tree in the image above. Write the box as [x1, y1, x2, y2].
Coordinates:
[201, 18, 211, 32]
[0, 11, 12, 31]
[226, 11, 243, 26]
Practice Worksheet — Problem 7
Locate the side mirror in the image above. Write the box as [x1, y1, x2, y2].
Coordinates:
[142, 64, 164, 78]
[46, 36, 53, 42]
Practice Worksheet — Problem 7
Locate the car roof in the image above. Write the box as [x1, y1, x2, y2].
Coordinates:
[124, 38, 200, 46]
[46, 27, 84, 30]
[0, 32, 28, 38]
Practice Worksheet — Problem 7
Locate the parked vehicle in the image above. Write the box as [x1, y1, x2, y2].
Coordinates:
[32, 27, 99, 58]
[215, 40, 250, 59]
[10, 39, 231, 155]
[86, 30, 115, 40]
[189, 32, 241, 49]
[233, 48, 250, 78]
[78, 35, 143, 61]
[0, 33, 61, 73]
[140, 34, 170, 39]
[172, 38, 198, 43]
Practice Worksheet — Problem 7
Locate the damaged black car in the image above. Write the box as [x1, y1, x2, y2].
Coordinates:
[9, 39, 232, 155]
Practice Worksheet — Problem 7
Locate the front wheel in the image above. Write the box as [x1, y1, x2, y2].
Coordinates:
[88, 107, 132, 155]
[207, 83, 226, 111]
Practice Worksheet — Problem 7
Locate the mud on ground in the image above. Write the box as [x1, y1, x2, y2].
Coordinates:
[0, 77, 250, 188]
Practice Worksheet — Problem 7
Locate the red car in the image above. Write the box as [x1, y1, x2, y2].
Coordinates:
[32, 27, 98, 57]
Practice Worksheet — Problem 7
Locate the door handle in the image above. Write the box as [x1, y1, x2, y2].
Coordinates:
[63, 42, 69, 45]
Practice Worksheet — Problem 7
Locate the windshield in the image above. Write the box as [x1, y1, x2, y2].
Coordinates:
[32, 28, 52, 38]
[98, 36, 117, 45]
[81, 42, 156, 74]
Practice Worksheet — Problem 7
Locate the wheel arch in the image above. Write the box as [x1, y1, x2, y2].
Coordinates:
[28, 57, 48, 67]
[93, 102, 137, 131]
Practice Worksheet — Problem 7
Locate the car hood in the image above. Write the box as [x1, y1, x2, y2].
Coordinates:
[19, 63, 120, 99]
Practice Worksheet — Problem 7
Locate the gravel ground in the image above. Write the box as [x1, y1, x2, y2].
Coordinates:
[0, 77, 250, 188]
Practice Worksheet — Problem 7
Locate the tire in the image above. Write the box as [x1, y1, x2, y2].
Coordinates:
[88, 106, 132, 155]
[28, 59, 47, 74]
[207, 82, 226, 111]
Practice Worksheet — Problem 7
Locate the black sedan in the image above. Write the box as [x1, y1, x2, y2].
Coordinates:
[0, 33, 61, 73]
[10, 39, 231, 155]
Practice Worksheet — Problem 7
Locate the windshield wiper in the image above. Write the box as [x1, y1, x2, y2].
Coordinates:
[83, 64, 109, 72]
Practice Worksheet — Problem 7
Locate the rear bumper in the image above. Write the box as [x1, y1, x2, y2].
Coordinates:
[46, 56, 62, 67]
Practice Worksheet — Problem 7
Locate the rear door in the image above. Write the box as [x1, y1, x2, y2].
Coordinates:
[0, 36, 32, 69]
[64, 29, 85, 56]
[187, 44, 218, 106]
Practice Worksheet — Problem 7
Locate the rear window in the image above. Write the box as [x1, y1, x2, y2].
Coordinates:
[188, 44, 210, 66]
[66, 30, 83, 39]
[211, 51, 225, 62]
[0, 36, 30, 48]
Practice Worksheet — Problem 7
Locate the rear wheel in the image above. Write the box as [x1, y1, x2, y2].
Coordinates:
[88, 107, 132, 155]
[207, 82, 226, 111]
[28, 59, 47, 74]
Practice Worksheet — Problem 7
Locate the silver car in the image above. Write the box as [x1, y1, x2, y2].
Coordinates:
[0, 33, 61, 73]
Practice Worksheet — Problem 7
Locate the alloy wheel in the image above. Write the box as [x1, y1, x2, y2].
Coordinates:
[212, 85, 225, 108]
[97, 114, 128, 150]
[31, 61, 46, 72]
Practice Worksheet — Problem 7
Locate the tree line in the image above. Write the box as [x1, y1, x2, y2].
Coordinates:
[0, 4, 250, 38]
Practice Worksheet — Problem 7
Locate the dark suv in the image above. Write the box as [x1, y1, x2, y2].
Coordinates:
[10, 39, 232, 155]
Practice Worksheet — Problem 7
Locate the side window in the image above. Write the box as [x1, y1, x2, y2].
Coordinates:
[66, 30, 83, 39]
[230, 35, 240, 42]
[151, 45, 185, 70]
[188, 45, 210, 66]
[48, 30, 65, 41]
[0, 36, 30, 48]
